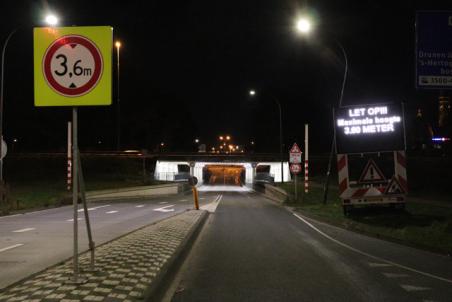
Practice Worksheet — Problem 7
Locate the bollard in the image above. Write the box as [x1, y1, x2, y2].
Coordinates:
[192, 186, 199, 210]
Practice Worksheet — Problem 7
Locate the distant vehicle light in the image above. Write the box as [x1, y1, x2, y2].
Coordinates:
[432, 137, 450, 142]
[124, 150, 140, 153]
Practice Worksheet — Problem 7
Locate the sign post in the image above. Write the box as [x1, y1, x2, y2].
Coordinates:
[289, 143, 302, 201]
[34, 26, 112, 283]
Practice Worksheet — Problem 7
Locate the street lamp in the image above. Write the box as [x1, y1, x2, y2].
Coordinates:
[0, 13, 59, 184]
[115, 41, 121, 150]
[249, 89, 285, 183]
[295, 16, 349, 203]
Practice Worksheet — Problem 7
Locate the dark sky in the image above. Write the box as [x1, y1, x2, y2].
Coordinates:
[1, 0, 451, 153]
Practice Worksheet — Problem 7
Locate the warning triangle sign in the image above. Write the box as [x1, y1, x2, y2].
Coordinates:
[358, 159, 386, 184]
[290, 143, 301, 154]
[385, 176, 405, 194]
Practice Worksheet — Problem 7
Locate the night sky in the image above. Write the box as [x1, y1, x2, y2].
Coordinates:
[1, 0, 451, 153]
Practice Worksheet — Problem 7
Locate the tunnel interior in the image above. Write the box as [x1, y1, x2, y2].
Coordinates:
[203, 165, 245, 186]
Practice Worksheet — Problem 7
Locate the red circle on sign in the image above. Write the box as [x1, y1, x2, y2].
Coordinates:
[43, 35, 103, 97]
[290, 164, 302, 174]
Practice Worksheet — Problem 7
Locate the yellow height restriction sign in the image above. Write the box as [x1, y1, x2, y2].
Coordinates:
[34, 26, 113, 106]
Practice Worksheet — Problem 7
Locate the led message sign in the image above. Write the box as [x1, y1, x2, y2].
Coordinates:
[335, 103, 405, 154]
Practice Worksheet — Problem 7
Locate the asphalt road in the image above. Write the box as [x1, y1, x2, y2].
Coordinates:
[0, 191, 218, 289]
[169, 190, 452, 302]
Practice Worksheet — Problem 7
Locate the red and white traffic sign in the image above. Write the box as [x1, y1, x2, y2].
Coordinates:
[43, 35, 103, 97]
[289, 143, 302, 164]
[358, 159, 386, 184]
[290, 163, 302, 174]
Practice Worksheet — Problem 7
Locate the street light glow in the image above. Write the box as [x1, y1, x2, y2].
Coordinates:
[249, 90, 256, 96]
[296, 17, 311, 34]
[45, 14, 59, 26]
[115, 41, 121, 48]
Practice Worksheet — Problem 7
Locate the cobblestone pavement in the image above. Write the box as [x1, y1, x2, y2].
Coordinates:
[0, 210, 206, 302]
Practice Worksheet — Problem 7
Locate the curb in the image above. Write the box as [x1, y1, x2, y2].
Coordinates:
[143, 210, 209, 301]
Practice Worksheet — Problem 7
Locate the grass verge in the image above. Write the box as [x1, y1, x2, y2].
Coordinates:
[278, 182, 452, 255]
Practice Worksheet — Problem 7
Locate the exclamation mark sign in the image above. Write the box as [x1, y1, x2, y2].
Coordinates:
[370, 167, 374, 180]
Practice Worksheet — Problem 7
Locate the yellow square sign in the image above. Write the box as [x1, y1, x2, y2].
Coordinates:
[34, 26, 113, 106]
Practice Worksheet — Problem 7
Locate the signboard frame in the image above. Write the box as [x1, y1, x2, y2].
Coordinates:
[334, 102, 407, 155]
[415, 11, 452, 90]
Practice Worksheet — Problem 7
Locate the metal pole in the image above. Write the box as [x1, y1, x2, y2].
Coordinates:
[77, 149, 95, 271]
[274, 98, 284, 183]
[323, 40, 348, 204]
[72, 108, 79, 282]
[304, 124, 309, 193]
[0, 29, 18, 186]
[67, 122, 72, 191]
[294, 174, 298, 201]
[116, 45, 121, 151]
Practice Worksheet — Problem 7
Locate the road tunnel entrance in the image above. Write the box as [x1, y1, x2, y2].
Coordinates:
[203, 165, 245, 186]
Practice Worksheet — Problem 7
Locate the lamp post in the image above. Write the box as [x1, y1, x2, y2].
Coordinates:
[115, 41, 121, 151]
[295, 16, 349, 203]
[0, 14, 59, 185]
[249, 90, 285, 183]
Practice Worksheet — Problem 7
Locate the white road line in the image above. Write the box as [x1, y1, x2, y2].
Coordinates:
[383, 273, 410, 278]
[293, 213, 452, 285]
[78, 205, 110, 212]
[200, 197, 205, 200]
[0, 244, 24, 253]
[159, 202, 168, 204]
[179, 199, 188, 202]
[0, 214, 21, 220]
[106, 210, 118, 214]
[136, 205, 145, 208]
[200, 194, 222, 213]
[368, 262, 392, 268]
[153, 205, 175, 213]
[12, 228, 36, 233]
[66, 218, 83, 222]
[400, 285, 431, 292]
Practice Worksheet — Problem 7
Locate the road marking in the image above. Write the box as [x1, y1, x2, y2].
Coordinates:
[293, 213, 452, 285]
[78, 205, 110, 212]
[400, 285, 431, 292]
[0, 244, 24, 253]
[12, 228, 36, 233]
[136, 205, 145, 208]
[67, 218, 83, 222]
[106, 210, 118, 214]
[159, 202, 168, 204]
[383, 273, 410, 278]
[179, 199, 188, 202]
[200, 195, 222, 213]
[368, 262, 392, 268]
[153, 205, 175, 213]
[0, 214, 21, 220]
[200, 197, 205, 200]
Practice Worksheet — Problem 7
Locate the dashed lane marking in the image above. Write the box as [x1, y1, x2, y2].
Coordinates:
[153, 205, 175, 213]
[0, 244, 24, 253]
[66, 218, 83, 222]
[78, 205, 110, 212]
[12, 228, 36, 233]
[106, 210, 118, 214]
[136, 205, 145, 208]
[159, 202, 168, 204]
[400, 285, 431, 292]
[293, 213, 452, 285]
[179, 199, 188, 202]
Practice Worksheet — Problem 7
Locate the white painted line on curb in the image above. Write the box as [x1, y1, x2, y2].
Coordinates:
[368, 262, 392, 268]
[400, 284, 431, 292]
[12, 228, 36, 233]
[106, 210, 118, 214]
[136, 205, 145, 208]
[383, 273, 410, 278]
[293, 213, 452, 285]
[0, 244, 24, 253]
[200, 194, 222, 213]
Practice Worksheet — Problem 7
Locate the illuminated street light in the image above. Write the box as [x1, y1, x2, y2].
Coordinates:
[195, 138, 200, 143]
[226, 135, 231, 140]
[219, 136, 224, 140]
[0, 12, 61, 186]
[295, 17, 311, 34]
[160, 142, 165, 146]
[249, 90, 256, 96]
[295, 14, 349, 203]
[45, 14, 59, 26]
